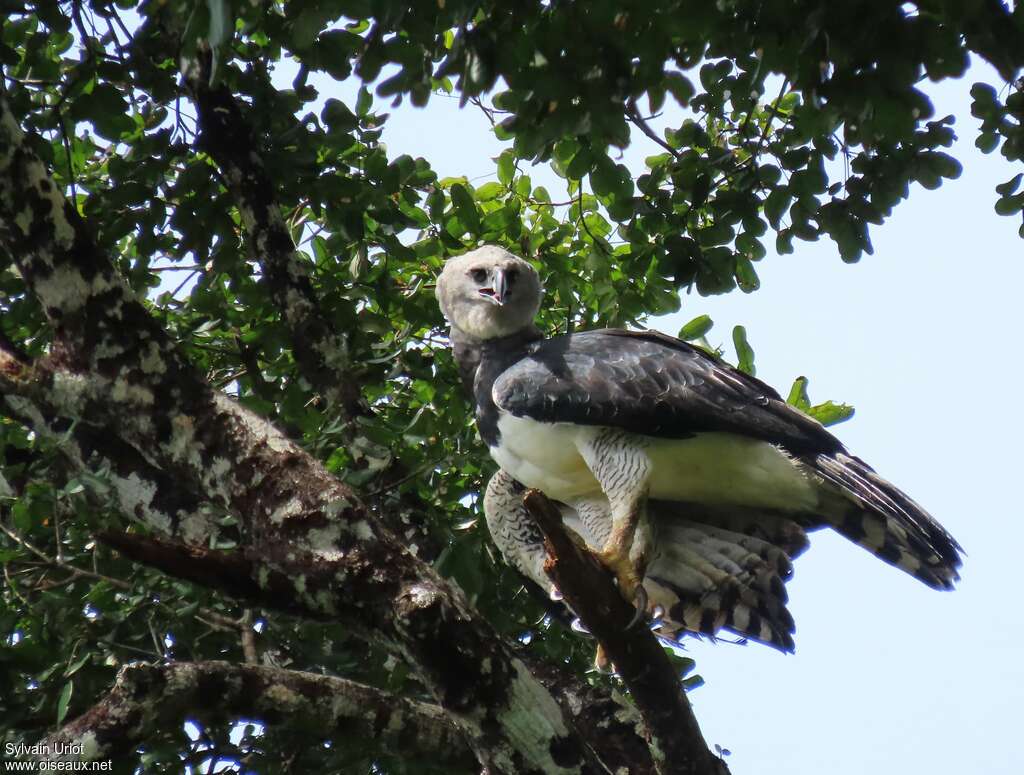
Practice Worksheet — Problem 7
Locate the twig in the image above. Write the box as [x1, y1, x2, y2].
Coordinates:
[0, 520, 131, 589]
[627, 100, 682, 159]
[147, 616, 166, 658]
[150, 264, 202, 272]
[240, 609, 258, 664]
[363, 456, 446, 497]
[0, 324, 32, 363]
[3, 563, 31, 606]
[167, 269, 200, 299]
[750, 79, 791, 165]
[576, 182, 611, 255]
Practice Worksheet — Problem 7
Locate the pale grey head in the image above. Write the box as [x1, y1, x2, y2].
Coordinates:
[435, 246, 542, 340]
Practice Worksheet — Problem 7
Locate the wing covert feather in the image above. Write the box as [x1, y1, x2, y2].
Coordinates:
[492, 329, 840, 454]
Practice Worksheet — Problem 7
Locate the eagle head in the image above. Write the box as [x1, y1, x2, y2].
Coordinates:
[436, 246, 542, 340]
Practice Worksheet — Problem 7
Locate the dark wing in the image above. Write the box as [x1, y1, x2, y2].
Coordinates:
[492, 328, 841, 454]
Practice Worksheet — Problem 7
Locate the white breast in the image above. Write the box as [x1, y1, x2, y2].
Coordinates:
[491, 415, 601, 500]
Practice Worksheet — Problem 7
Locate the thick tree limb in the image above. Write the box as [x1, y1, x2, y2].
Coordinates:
[523, 489, 729, 775]
[0, 354, 218, 543]
[36, 661, 475, 770]
[520, 652, 659, 775]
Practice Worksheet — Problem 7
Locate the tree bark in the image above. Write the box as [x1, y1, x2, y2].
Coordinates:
[35, 661, 475, 769]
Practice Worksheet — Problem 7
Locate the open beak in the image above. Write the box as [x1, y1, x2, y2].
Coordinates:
[481, 268, 508, 305]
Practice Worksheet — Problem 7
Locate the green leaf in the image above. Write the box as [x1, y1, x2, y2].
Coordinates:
[311, 31, 362, 79]
[355, 86, 372, 117]
[786, 376, 811, 411]
[696, 222, 734, 247]
[590, 156, 619, 196]
[682, 674, 705, 692]
[994, 193, 1024, 216]
[678, 314, 713, 341]
[11, 500, 32, 532]
[475, 182, 504, 201]
[665, 73, 695, 107]
[736, 232, 766, 260]
[732, 325, 755, 376]
[764, 188, 792, 229]
[81, 84, 133, 141]
[976, 132, 999, 154]
[776, 229, 794, 255]
[450, 184, 480, 233]
[496, 151, 516, 186]
[322, 99, 358, 131]
[808, 401, 855, 426]
[561, 149, 589, 180]
[996, 173, 1023, 197]
[734, 255, 760, 292]
[969, 82, 998, 110]
[64, 653, 90, 678]
[56, 680, 73, 725]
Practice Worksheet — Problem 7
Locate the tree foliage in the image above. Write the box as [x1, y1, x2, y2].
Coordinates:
[0, 1, 1021, 772]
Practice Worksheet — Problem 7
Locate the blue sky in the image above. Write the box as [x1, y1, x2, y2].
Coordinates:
[338, 58, 1024, 773]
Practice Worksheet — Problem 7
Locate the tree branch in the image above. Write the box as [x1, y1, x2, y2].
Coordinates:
[35, 661, 475, 770]
[523, 489, 729, 775]
[182, 52, 363, 419]
[627, 100, 682, 160]
[0, 350, 220, 544]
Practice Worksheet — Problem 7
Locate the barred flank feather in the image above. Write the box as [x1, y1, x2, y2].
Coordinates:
[645, 512, 798, 651]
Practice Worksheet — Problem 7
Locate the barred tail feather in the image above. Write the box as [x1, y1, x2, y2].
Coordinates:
[810, 452, 963, 589]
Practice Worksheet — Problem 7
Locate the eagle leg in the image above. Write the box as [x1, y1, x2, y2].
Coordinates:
[576, 430, 654, 626]
[596, 502, 650, 628]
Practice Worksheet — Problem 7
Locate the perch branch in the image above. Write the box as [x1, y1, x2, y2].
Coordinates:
[523, 489, 729, 775]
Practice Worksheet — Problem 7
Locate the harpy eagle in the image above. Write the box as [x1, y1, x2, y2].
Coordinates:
[437, 245, 962, 648]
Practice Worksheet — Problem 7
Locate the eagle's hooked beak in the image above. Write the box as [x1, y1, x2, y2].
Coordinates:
[482, 268, 508, 305]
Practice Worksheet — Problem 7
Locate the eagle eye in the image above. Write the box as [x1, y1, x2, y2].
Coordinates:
[506, 267, 518, 284]
[470, 268, 488, 284]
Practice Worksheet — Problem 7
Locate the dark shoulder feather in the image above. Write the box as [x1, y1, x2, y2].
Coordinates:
[492, 328, 841, 454]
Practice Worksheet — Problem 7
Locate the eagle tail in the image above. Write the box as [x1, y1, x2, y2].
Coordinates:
[645, 517, 798, 652]
[810, 452, 963, 590]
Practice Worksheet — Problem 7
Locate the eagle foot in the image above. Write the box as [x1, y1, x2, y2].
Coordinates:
[596, 547, 650, 630]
